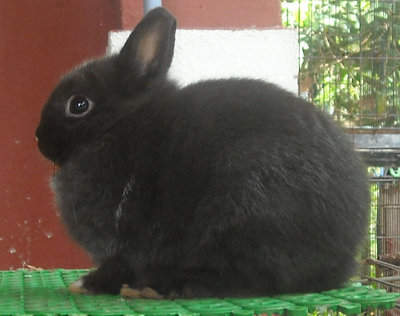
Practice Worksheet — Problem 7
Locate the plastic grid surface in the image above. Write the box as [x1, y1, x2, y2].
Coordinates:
[0, 269, 398, 315]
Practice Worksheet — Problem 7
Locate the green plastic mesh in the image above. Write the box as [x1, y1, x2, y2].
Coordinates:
[0, 269, 398, 315]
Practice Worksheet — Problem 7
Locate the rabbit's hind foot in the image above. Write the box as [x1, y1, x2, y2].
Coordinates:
[120, 284, 164, 299]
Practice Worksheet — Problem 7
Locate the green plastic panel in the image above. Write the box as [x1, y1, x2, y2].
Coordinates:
[0, 269, 398, 315]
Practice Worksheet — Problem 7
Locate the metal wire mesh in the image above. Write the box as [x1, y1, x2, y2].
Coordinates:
[282, 0, 400, 128]
[369, 180, 400, 290]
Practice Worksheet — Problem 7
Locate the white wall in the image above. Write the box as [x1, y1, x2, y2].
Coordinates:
[108, 29, 299, 94]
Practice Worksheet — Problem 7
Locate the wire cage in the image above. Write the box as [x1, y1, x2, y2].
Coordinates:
[365, 176, 400, 316]
[369, 176, 400, 278]
[282, 0, 400, 128]
[376, 181, 400, 258]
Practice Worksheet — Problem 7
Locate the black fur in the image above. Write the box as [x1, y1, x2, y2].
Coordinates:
[36, 7, 369, 298]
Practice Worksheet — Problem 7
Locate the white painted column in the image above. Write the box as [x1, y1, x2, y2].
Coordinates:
[108, 29, 299, 94]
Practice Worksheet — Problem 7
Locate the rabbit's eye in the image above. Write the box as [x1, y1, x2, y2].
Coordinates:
[66, 95, 94, 117]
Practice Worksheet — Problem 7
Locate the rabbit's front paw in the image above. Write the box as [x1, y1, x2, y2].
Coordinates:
[69, 271, 122, 295]
[69, 256, 136, 295]
[69, 278, 90, 294]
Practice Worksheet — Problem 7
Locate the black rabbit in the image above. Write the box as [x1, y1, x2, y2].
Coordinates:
[36, 7, 368, 298]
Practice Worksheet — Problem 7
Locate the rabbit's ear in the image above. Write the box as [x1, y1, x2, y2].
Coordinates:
[118, 7, 177, 79]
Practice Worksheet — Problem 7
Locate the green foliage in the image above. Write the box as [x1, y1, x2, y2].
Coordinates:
[282, 0, 400, 127]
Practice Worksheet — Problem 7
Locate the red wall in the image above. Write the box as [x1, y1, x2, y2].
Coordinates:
[0, 0, 127, 269]
[164, 0, 281, 29]
[121, 0, 282, 29]
[0, 0, 281, 269]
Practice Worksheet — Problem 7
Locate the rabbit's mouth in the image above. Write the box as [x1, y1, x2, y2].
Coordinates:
[36, 138, 63, 165]
[35, 126, 65, 166]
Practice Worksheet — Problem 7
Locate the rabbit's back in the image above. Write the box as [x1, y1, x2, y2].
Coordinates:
[147, 78, 368, 294]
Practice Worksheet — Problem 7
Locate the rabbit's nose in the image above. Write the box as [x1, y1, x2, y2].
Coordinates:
[35, 125, 42, 141]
